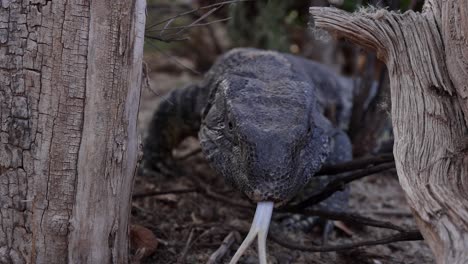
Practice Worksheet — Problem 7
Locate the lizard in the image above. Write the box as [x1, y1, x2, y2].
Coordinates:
[141, 48, 353, 263]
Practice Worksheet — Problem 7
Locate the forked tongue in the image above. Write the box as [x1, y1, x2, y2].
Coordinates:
[229, 201, 274, 264]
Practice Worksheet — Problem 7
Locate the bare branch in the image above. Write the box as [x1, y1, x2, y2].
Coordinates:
[146, 0, 251, 30]
[132, 188, 199, 199]
[294, 163, 395, 210]
[270, 230, 423, 252]
[176, 148, 203, 161]
[161, 6, 221, 41]
[316, 153, 394, 175]
[159, 17, 175, 37]
[146, 17, 231, 33]
[178, 228, 196, 263]
[207, 232, 238, 264]
[283, 209, 407, 232]
[309, 7, 390, 58]
[144, 40, 201, 75]
[144, 34, 190, 43]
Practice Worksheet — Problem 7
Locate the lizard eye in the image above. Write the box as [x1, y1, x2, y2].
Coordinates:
[307, 126, 312, 134]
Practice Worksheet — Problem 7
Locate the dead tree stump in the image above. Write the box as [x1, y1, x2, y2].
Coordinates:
[310, 2, 468, 263]
[0, 0, 146, 263]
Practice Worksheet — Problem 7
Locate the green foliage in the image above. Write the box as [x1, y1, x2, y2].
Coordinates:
[228, 0, 292, 51]
[398, 0, 412, 10]
[342, 0, 413, 11]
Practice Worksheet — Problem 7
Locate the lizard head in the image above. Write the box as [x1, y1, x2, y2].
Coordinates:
[199, 73, 331, 205]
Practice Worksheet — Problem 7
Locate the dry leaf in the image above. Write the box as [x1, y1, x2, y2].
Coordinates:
[130, 224, 158, 260]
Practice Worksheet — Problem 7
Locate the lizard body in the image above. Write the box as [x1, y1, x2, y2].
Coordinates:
[143, 48, 352, 203]
[142, 48, 353, 262]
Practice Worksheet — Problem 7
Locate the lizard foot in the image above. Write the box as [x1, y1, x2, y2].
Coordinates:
[229, 202, 274, 264]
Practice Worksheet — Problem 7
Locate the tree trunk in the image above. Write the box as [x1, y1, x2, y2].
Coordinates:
[0, 0, 146, 263]
[310, 2, 468, 263]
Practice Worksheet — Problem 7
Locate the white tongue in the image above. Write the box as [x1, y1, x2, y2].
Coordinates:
[229, 202, 274, 264]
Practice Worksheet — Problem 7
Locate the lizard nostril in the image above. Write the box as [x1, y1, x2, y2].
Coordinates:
[228, 121, 234, 130]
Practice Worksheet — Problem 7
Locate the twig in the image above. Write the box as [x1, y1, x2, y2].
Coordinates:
[181, 227, 222, 263]
[156, 238, 170, 247]
[161, 7, 221, 40]
[283, 209, 408, 232]
[179, 222, 226, 230]
[193, 227, 220, 246]
[178, 228, 196, 264]
[146, 17, 231, 33]
[270, 230, 423, 252]
[144, 34, 190, 43]
[159, 17, 176, 37]
[145, 40, 201, 75]
[145, 0, 251, 30]
[176, 148, 203, 161]
[198, 242, 229, 248]
[316, 153, 394, 175]
[131, 203, 157, 218]
[141, 60, 171, 102]
[145, 83, 161, 97]
[294, 163, 395, 210]
[144, 78, 171, 104]
[206, 232, 238, 264]
[363, 209, 414, 217]
[132, 188, 199, 199]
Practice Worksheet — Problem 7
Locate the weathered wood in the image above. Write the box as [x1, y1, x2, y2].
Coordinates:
[310, 3, 468, 263]
[0, 0, 146, 263]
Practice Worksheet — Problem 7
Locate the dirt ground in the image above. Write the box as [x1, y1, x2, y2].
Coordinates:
[130, 71, 435, 264]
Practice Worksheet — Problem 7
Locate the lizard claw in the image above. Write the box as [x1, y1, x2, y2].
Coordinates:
[229, 202, 274, 264]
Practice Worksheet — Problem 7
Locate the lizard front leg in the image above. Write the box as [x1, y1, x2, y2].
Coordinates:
[141, 83, 207, 176]
[281, 128, 352, 243]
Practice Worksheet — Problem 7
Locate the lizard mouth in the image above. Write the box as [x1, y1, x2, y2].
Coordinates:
[229, 201, 274, 264]
[245, 188, 292, 207]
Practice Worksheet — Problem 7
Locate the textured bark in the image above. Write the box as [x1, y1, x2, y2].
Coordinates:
[310, 2, 468, 263]
[0, 0, 145, 263]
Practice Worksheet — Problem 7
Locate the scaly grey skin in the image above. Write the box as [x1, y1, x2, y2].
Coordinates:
[141, 48, 353, 262]
[198, 49, 351, 203]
